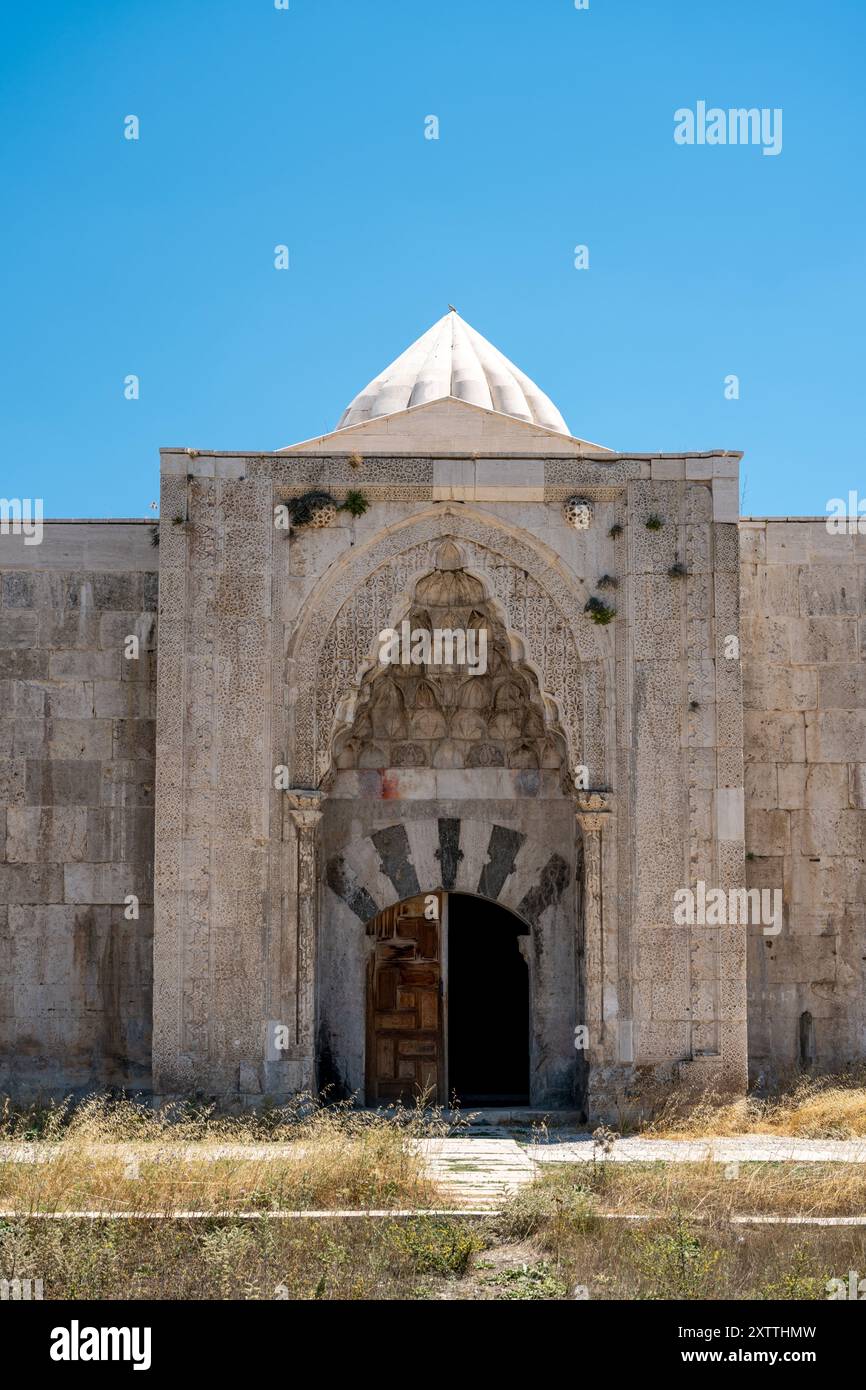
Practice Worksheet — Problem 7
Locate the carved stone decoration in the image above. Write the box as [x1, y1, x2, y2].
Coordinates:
[562, 496, 593, 530]
[575, 791, 612, 1056]
[575, 790, 612, 828]
[285, 791, 323, 1058]
[299, 497, 338, 529]
[434, 817, 463, 890]
[309, 502, 337, 528]
[286, 508, 608, 788]
[330, 548, 570, 776]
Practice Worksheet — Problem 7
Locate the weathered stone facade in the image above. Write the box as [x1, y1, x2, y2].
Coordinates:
[0, 523, 156, 1095]
[1, 320, 863, 1114]
[742, 520, 866, 1080]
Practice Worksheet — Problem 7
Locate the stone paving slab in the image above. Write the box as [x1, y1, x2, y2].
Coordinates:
[6, 1135, 866, 1215]
[0, 1144, 311, 1164]
[0, 1208, 495, 1220]
[417, 1133, 866, 1208]
[7, 1208, 866, 1225]
[6, 1134, 866, 1168]
[529, 1135, 866, 1164]
[415, 1137, 536, 1208]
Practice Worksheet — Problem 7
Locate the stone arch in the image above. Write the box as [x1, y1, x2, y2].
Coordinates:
[319, 817, 581, 1105]
[286, 506, 609, 787]
[324, 818, 573, 930]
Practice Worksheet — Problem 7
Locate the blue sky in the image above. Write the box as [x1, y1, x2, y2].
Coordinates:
[1, 0, 863, 517]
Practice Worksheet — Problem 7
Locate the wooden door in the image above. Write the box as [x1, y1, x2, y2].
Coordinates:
[367, 893, 443, 1105]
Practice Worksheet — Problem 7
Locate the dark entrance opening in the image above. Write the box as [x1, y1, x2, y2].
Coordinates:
[447, 892, 530, 1106]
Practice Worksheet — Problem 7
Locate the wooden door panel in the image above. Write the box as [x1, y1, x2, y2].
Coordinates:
[419, 992, 438, 1030]
[398, 1038, 436, 1057]
[377, 1012, 412, 1031]
[367, 892, 443, 1105]
[376, 971, 397, 1009]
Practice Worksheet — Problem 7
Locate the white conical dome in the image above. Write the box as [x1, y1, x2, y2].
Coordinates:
[336, 310, 570, 434]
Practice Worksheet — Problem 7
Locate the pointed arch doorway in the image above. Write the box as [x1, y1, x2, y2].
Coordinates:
[365, 890, 530, 1107]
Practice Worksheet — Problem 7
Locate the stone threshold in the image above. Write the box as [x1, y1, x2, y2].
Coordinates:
[446, 1107, 584, 1127]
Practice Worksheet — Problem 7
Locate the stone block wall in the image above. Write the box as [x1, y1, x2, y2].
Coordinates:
[0, 522, 156, 1097]
[152, 468, 278, 1098]
[621, 469, 747, 1105]
[2, 495, 862, 1104]
[741, 519, 866, 1078]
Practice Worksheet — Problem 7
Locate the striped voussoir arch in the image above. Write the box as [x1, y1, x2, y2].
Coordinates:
[324, 818, 573, 929]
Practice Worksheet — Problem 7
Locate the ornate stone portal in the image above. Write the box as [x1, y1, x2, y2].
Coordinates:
[313, 542, 582, 1106]
[150, 311, 751, 1118]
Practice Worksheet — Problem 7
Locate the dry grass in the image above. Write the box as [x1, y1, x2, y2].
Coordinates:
[4, 1093, 866, 1298]
[531, 1160, 866, 1218]
[0, 1094, 488, 1298]
[0, 1093, 456, 1214]
[487, 1164, 866, 1299]
[5, 1180, 862, 1301]
[0, 1090, 461, 1144]
[643, 1072, 866, 1139]
[491, 1194, 861, 1300]
[0, 1215, 486, 1300]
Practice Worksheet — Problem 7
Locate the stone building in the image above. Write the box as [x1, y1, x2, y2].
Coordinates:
[1, 311, 864, 1117]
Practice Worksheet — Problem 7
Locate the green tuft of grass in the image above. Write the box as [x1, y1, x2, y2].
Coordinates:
[340, 489, 370, 518]
[584, 595, 616, 625]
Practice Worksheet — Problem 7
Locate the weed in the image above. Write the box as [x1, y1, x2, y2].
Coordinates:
[484, 1260, 568, 1300]
[631, 1218, 722, 1299]
[584, 595, 616, 625]
[340, 489, 370, 517]
[386, 1218, 483, 1276]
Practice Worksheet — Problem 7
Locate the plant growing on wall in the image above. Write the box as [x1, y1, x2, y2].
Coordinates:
[287, 489, 371, 529]
[286, 491, 339, 529]
[341, 489, 370, 517]
[668, 560, 687, 577]
[608, 523, 623, 538]
[585, 595, 616, 625]
[597, 574, 618, 590]
[645, 513, 664, 531]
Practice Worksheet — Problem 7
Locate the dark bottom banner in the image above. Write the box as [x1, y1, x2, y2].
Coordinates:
[2, 1299, 859, 1374]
